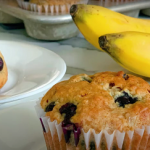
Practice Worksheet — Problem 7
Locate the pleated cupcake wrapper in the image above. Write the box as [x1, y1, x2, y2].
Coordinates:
[17, 0, 88, 14]
[35, 99, 150, 150]
[90, 0, 140, 7]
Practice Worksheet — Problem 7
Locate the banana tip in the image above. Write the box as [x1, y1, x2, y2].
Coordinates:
[99, 36, 107, 50]
[70, 5, 78, 17]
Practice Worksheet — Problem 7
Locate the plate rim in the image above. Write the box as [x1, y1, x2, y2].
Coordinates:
[0, 40, 66, 104]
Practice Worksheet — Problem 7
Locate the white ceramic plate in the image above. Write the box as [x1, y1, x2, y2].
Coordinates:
[0, 41, 66, 104]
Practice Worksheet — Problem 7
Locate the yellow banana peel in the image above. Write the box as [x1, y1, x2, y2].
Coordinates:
[99, 31, 150, 77]
[71, 4, 150, 51]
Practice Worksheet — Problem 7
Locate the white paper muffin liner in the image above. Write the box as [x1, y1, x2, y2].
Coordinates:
[89, 0, 141, 7]
[35, 98, 150, 150]
[17, 0, 89, 14]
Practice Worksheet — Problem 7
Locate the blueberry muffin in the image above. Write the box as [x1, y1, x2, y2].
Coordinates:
[0, 51, 8, 89]
[39, 71, 150, 150]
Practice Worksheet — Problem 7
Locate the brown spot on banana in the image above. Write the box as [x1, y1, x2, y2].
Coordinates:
[124, 17, 129, 23]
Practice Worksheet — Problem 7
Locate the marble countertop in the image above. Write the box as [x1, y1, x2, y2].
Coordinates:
[0, 26, 105, 76]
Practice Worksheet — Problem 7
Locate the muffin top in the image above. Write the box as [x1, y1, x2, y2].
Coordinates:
[40, 71, 150, 133]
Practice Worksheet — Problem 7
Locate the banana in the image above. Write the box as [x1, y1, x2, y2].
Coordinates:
[70, 4, 150, 51]
[99, 31, 150, 77]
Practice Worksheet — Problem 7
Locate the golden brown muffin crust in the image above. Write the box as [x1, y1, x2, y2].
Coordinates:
[41, 71, 150, 133]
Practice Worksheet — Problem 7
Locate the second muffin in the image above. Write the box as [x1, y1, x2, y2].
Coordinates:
[17, 0, 89, 13]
